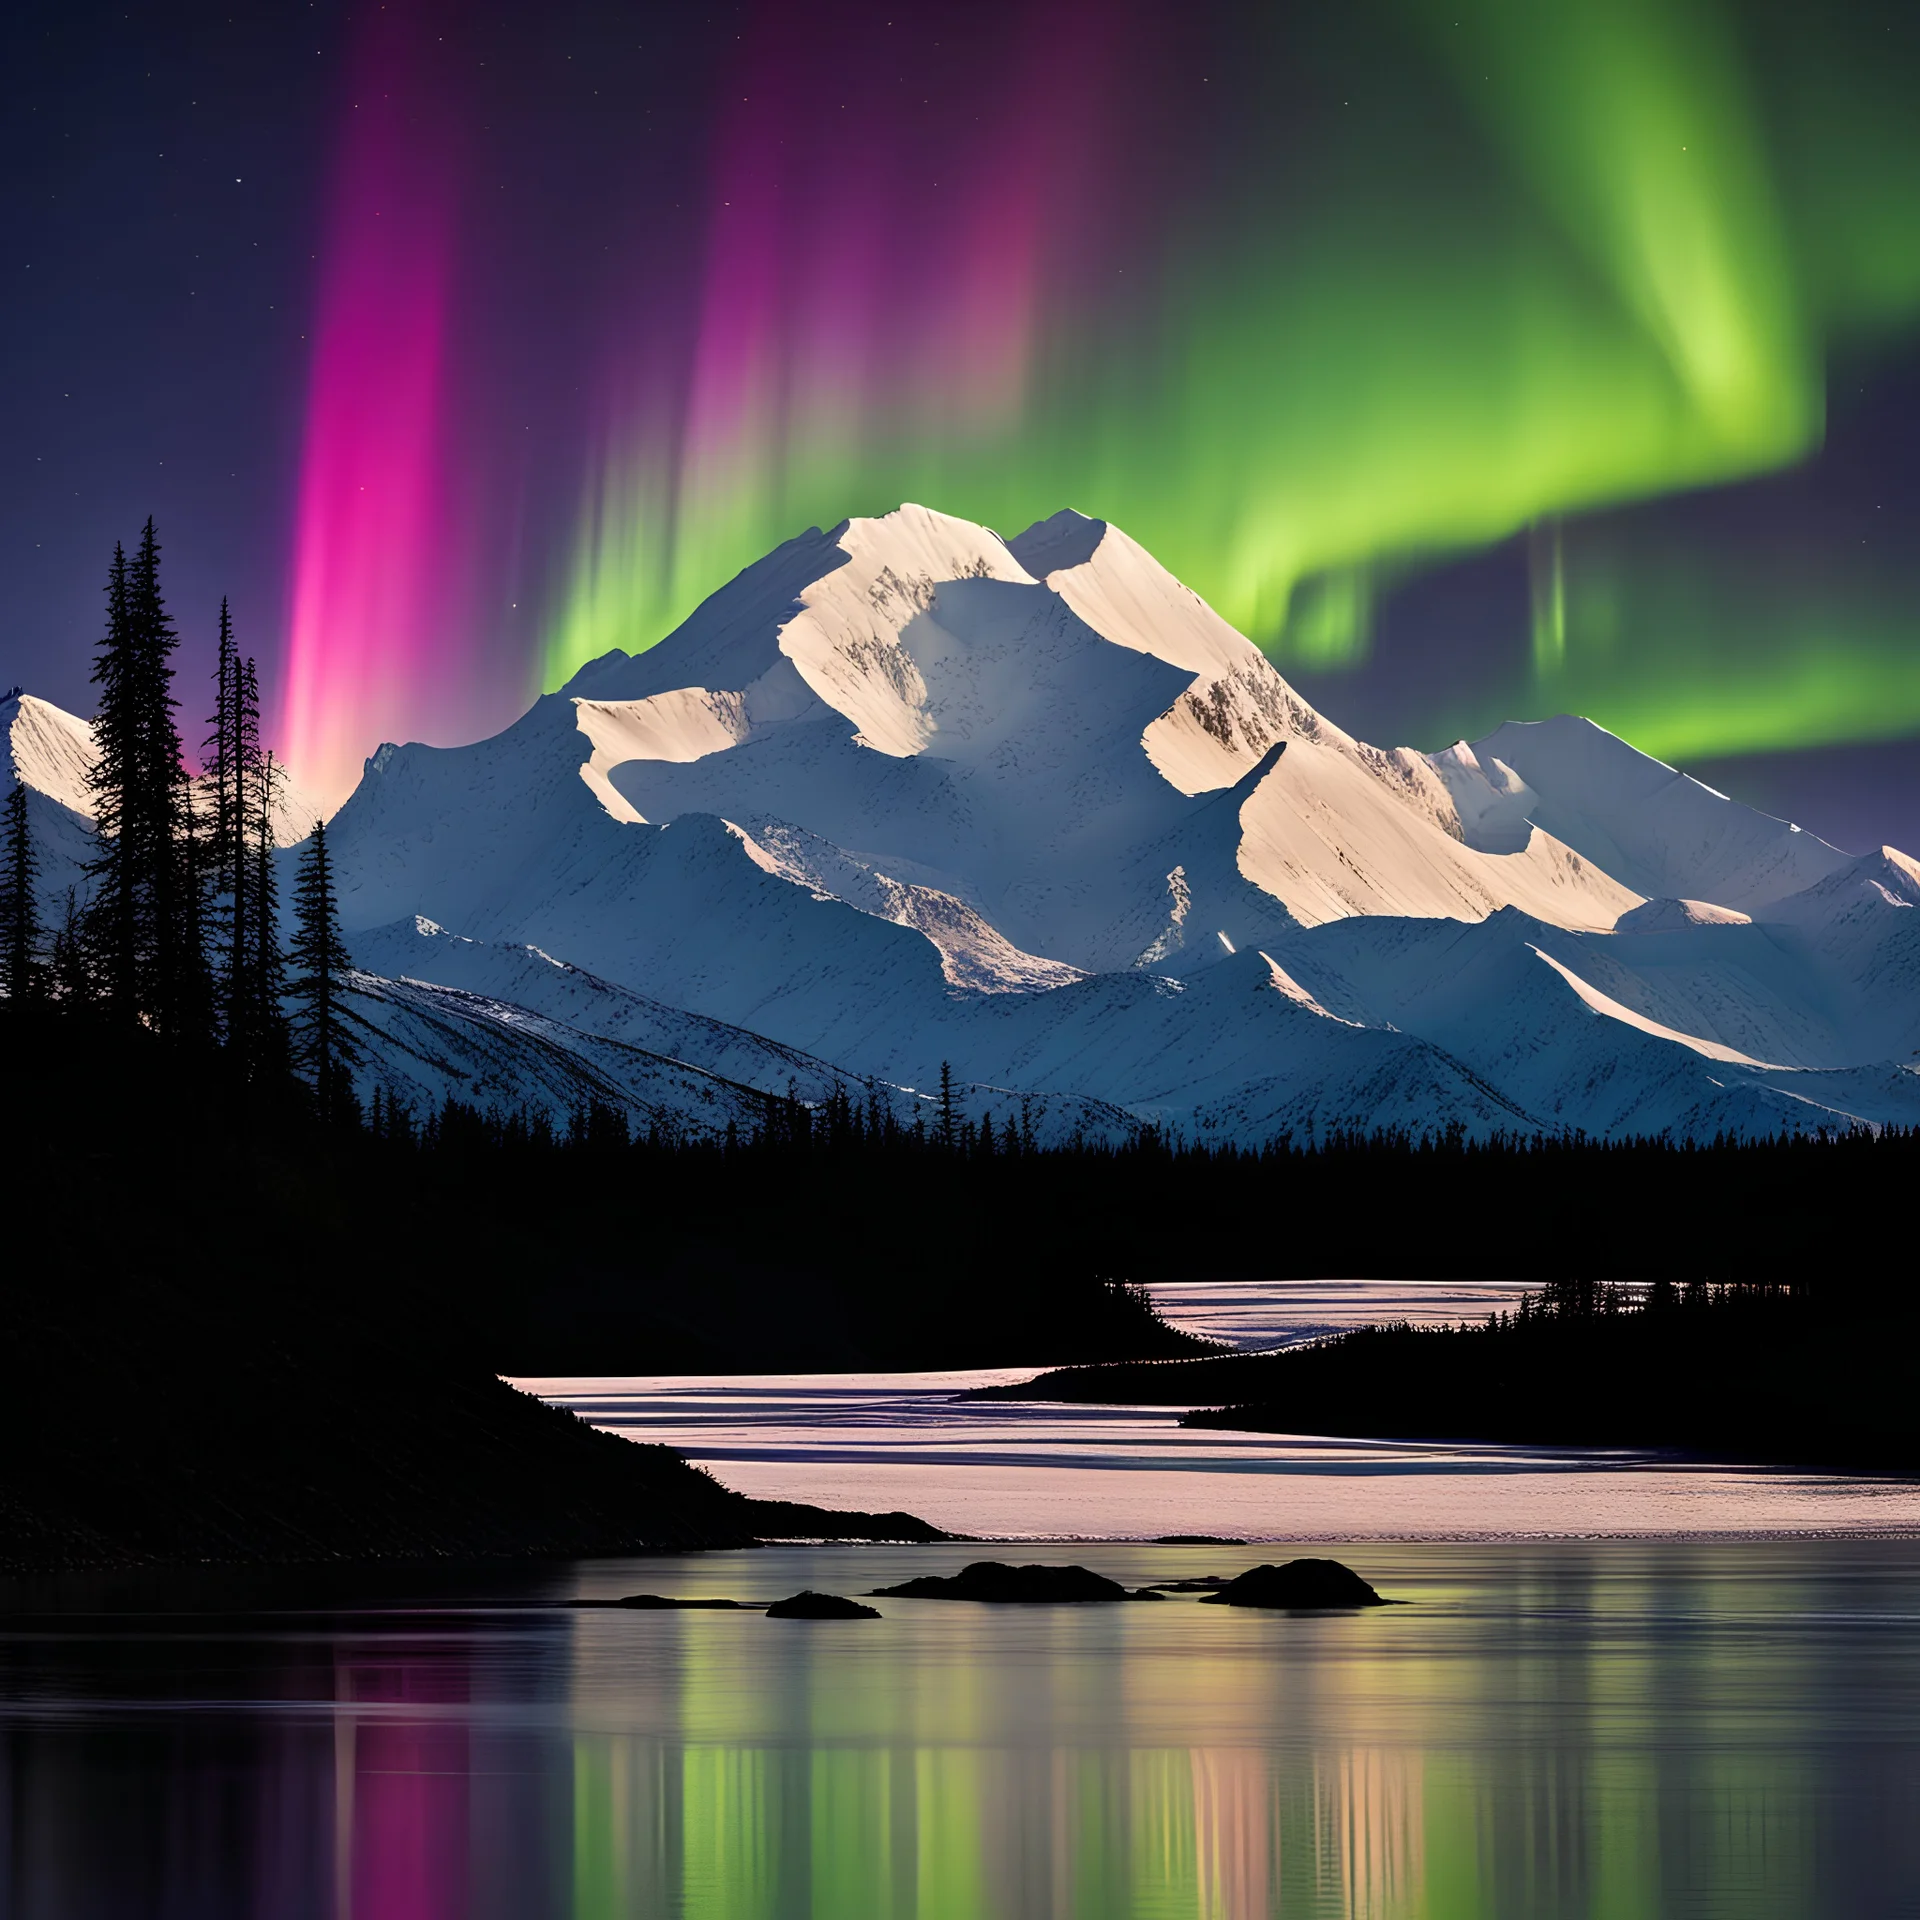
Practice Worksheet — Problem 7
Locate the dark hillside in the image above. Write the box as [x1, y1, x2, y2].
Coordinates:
[0, 1268, 941, 1573]
[0, 1019, 958, 1572]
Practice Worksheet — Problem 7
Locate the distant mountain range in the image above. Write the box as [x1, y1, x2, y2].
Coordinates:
[10, 504, 1920, 1140]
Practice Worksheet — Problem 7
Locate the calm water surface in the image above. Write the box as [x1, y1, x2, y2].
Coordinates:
[521, 1278, 1918, 1541]
[10, 1284, 1920, 1917]
[4, 1541, 1920, 1919]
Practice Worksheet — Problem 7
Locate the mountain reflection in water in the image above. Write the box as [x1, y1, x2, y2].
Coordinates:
[4, 1540, 1919, 1919]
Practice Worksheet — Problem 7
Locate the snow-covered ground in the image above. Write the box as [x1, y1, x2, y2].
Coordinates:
[10, 505, 1918, 1142]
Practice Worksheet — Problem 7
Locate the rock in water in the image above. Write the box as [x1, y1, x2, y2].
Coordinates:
[1198, 1559, 1386, 1608]
[765, 1591, 882, 1619]
[871, 1560, 1132, 1603]
[583, 1594, 754, 1610]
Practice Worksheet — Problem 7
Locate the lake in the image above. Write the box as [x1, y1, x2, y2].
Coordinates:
[6, 1281, 1919, 1918]
[5, 1541, 1920, 1918]
[520, 1280, 1920, 1540]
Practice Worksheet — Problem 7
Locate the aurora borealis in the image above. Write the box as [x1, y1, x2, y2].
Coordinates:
[282, 14, 468, 809]
[5, 0, 1919, 826]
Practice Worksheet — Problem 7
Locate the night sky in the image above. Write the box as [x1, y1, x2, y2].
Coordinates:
[5, 0, 1919, 851]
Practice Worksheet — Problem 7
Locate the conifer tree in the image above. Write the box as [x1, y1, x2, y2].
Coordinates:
[85, 544, 139, 1013]
[251, 748, 291, 1075]
[124, 519, 201, 1038]
[203, 600, 242, 1047]
[203, 598, 240, 901]
[1, 781, 43, 1005]
[289, 816, 360, 1121]
[938, 1059, 957, 1153]
[221, 651, 266, 1063]
[84, 522, 205, 1037]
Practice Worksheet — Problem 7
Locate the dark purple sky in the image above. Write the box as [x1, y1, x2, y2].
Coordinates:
[4, 0, 1918, 851]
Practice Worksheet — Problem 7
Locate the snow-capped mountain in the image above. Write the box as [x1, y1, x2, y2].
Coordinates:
[2, 693, 100, 917]
[10, 507, 1918, 1141]
[2, 690, 325, 903]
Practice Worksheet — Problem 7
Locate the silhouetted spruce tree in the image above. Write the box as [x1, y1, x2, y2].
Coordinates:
[225, 651, 268, 1065]
[289, 816, 360, 1121]
[84, 522, 206, 1037]
[203, 599, 239, 892]
[203, 599, 243, 1042]
[1, 780, 44, 1006]
[84, 544, 139, 1014]
[938, 1060, 956, 1152]
[124, 519, 205, 1039]
[251, 747, 291, 1074]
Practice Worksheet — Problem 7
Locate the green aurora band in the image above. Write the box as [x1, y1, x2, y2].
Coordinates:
[546, 0, 1920, 763]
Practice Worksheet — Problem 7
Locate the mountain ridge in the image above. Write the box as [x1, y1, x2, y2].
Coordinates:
[8, 509, 1915, 1142]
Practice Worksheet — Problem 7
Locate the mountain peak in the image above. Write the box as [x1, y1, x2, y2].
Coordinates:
[293, 504, 1920, 1144]
[1467, 714, 1853, 912]
[1006, 509, 1108, 579]
[3, 691, 96, 816]
[4, 688, 327, 847]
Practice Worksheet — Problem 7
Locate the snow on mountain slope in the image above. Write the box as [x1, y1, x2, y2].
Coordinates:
[339, 787, 1126, 1088]
[595, 570, 1203, 967]
[2, 688, 327, 883]
[70, 500, 1910, 1145]
[351, 938, 1920, 1144]
[1755, 848, 1920, 1061]
[1525, 918, 1841, 1071]
[349, 915, 875, 1101]
[565, 504, 1032, 761]
[1527, 947, 1771, 1067]
[328, 698, 629, 934]
[4, 693, 94, 815]
[328, 507, 1171, 966]
[1274, 905, 1920, 1135]
[1233, 732, 1638, 930]
[339, 846, 1544, 1143]
[1010, 511, 1297, 795]
[341, 948, 1136, 1144]
[343, 970, 787, 1135]
[1009, 516, 1639, 932]
[3, 692, 101, 914]
[734, 819, 1085, 992]
[440, 809, 962, 1064]
[1615, 897, 1752, 931]
[530, 507, 1636, 963]
[626, 938, 1544, 1141]
[1770, 844, 1920, 924]
[1455, 716, 1852, 911]
[1102, 747, 1303, 973]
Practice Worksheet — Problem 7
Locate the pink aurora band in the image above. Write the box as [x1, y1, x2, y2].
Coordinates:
[281, 17, 468, 810]
[283, 0, 1122, 795]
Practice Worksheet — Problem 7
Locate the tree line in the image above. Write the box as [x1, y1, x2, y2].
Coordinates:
[336, 1080, 1920, 1298]
[0, 521, 358, 1118]
[1174, 1274, 1910, 1469]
